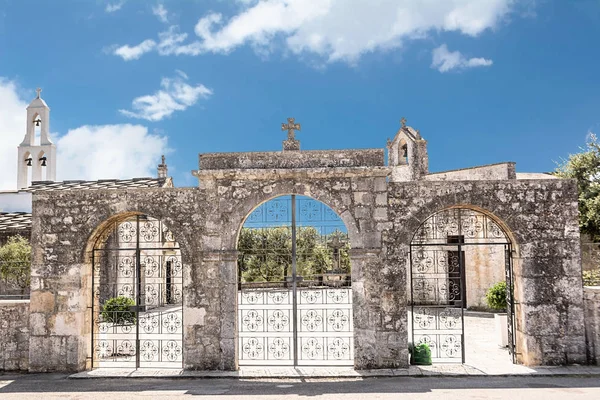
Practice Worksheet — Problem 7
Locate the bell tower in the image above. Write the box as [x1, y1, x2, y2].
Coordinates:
[17, 88, 56, 189]
[386, 117, 429, 182]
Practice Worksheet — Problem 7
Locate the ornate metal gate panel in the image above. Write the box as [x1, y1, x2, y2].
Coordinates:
[410, 245, 465, 363]
[238, 195, 353, 366]
[410, 208, 514, 364]
[91, 216, 183, 369]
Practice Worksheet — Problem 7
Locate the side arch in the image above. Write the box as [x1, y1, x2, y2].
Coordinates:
[83, 212, 186, 370]
[408, 204, 521, 364]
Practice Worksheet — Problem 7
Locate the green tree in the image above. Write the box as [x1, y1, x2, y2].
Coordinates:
[0, 235, 31, 295]
[237, 226, 350, 283]
[555, 134, 600, 241]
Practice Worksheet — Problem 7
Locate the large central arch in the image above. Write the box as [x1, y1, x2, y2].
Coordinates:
[236, 194, 354, 366]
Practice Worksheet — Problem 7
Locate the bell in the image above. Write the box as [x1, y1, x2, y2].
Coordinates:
[34, 118, 41, 127]
[25, 157, 32, 166]
[39, 156, 47, 167]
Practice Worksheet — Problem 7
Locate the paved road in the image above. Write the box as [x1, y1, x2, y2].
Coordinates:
[1, 374, 600, 399]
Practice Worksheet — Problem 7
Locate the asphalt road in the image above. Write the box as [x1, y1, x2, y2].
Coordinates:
[1, 374, 600, 399]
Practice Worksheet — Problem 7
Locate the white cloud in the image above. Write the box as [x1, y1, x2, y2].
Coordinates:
[112, 0, 516, 63]
[152, 3, 169, 23]
[431, 44, 493, 72]
[0, 79, 27, 191]
[114, 39, 157, 61]
[119, 71, 213, 122]
[105, 2, 124, 13]
[57, 124, 168, 181]
[0, 78, 170, 191]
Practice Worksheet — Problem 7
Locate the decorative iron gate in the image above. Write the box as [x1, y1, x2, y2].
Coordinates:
[410, 208, 516, 364]
[237, 195, 353, 366]
[91, 215, 183, 369]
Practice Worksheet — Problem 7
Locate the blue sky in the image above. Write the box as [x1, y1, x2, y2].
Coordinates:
[1, 0, 599, 189]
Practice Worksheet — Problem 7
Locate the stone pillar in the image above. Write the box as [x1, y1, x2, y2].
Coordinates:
[584, 287, 600, 365]
[351, 247, 408, 369]
[220, 250, 238, 370]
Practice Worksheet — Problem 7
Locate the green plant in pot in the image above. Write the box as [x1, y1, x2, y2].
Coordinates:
[485, 281, 509, 347]
[485, 281, 508, 311]
[410, 343, 432, 365]
[101, 296, 136, 325]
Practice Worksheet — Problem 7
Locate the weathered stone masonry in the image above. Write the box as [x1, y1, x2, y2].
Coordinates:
[28, 189, 207, 371]
[584, 287, 600, 365]
[22, 138, 587, 371]
[386, 179, 586, 366]
[0, 300, 30, 371]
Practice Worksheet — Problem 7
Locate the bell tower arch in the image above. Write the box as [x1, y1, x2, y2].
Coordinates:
[386, 117, 428, 181]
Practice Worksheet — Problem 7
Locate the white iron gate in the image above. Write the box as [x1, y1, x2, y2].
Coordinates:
[237, 195, 354, 366]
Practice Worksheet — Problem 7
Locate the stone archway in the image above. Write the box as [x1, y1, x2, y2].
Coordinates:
[409, 206, 518, 364]
[236, 194, 354, 366]
[89, 214, 184, 369]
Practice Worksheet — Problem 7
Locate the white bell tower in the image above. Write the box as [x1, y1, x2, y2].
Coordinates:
[17, 88, 57, 189]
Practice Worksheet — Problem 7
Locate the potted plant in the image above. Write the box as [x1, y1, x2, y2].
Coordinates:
[485, 281, 508, 347]
[410, 343, 432, 365]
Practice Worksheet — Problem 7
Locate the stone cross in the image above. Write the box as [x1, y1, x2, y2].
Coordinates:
[282, 117, 301, 151]
[400, 117, 407, 128]
[328, 233, 346, 272]
[36, 88, 42, 98]
[282, 118, 301, 141]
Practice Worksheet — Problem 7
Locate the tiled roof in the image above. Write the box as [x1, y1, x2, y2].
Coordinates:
[0, 212, 32, 231]
[23, 177, 172, 192]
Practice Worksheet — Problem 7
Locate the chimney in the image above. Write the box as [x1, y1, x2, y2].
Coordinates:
[157, 155, 168, 179]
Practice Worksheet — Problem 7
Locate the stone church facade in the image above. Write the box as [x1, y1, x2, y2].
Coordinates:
[0, 93, 592, 371]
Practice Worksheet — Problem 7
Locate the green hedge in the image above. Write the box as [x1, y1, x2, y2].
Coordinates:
[485, 281, 507, 311]
[101, 296, 136, 325]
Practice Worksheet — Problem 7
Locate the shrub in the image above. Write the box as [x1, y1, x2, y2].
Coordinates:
[101, 296, 136, 325]
[0, 235, 31, 295]
[485, 281, 508, 311]
[583, 270, 600, 286]
[411, 343, 432, 365]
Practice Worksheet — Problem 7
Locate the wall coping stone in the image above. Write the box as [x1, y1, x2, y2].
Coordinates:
[194, 166, 392, 181]
[199, 149, 385, 170]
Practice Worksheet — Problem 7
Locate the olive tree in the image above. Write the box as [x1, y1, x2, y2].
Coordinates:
[0, 235, 31, 295]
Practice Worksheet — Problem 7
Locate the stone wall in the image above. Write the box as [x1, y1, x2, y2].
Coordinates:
[386, 178, 586, 366]
[424, 162, 516, 181]
[28, 167, 587, 371]
[584, 286, 600, 365]
[0, 300, 30, 371]
[29, 188, 207, 372]
[464, 245, 505, 309]
[581, 235, 600, 272]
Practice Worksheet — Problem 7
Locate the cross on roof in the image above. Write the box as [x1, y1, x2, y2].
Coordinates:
[36, 88, 42, 98]
[282, 117, 301, 141]
[400, 117, 407, 128]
